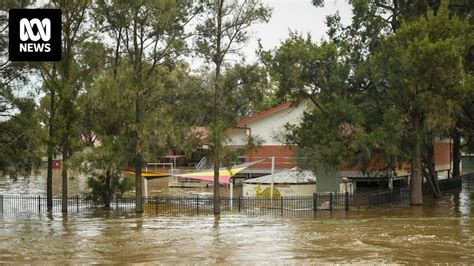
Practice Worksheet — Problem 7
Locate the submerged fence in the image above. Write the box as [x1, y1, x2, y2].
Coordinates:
[368, 173, 474, 207]
[1, 174, 473, 216]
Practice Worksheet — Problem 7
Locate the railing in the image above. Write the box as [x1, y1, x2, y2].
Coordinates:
[368, 174, 474, 207]
[0, 195, 344, 216]
[1, 174, 472, 216]
[368, 187, 411, 207]
[234, 156, 309, 172]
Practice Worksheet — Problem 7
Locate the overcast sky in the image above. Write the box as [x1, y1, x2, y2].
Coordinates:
[242, 0, 353, 62]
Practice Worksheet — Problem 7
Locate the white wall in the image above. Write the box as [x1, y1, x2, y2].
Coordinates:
[228, 103, 306, 146]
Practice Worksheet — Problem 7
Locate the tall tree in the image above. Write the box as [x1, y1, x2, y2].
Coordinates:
[94, 0, 194, 213]
[369, 3, 471, 204]
[195, 0, 271, 214]
[316, 0, 474, 180]
[78, 60, 203, 208]
[38, 0, 90, 212]
[286, 1, 471, 204]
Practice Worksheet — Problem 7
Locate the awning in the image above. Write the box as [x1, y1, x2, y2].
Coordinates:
[174, 160, 263, 184]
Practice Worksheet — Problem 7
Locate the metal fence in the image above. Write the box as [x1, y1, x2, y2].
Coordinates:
[0, 194, 346, 216]
[1, 174, 473, 215]
[368, 174, 474, 207]
[368, 187, 411, 207]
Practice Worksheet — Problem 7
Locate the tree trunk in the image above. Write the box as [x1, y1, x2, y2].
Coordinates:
[47, 87, 55, 212]
[134, 93, 143, 213]
[104, 169, 111, 209]
[410, 118, 423, 205]
[61, 142, 68, 212]
[452, 130, 461, 178]
[213, 155, 220, 214]
[46, 66, 57, 212]
[135, 157, 143, 213]
[47, 154, 53, 211]
[212, 0, 224, 215]
[423, 138, 441, 198]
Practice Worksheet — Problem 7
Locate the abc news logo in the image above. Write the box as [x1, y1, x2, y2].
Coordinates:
[9, 9, 61, 61]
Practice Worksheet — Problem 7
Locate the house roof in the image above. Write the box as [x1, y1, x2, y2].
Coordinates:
[237, 102, 292, 127]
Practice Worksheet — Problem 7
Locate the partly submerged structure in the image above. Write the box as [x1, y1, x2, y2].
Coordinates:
[227, 101, 452, 192]
[243, 169, 316, 197]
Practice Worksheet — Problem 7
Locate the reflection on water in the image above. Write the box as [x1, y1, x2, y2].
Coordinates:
[0, 187, 472, 263]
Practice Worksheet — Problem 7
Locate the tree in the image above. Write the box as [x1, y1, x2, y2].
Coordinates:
[0, 1, 32, 119]
[195, 0, 271, 214]
[37, 0, 91, 212]
[0, 1, 41, 178]
[267, 1, 471, 205]
[316, 0, 474, 180]
[369, 3, 471, 204]
[0, 98, 42, 178]
[261, 32, 409, 181]
[94, 0, 195, 213]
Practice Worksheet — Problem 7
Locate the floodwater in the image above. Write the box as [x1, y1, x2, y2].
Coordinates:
[0, 171, 473, 263]
[0, 169, 239, 197]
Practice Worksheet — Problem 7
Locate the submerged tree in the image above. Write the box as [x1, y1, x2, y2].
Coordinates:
[195, 0, 271, 214]
[313, 0, 474, 195]
[370, 4, 471, 204]
[37, 1, 91, 212]
[94, 0, 195, 213]
[276, 1, 472, 205]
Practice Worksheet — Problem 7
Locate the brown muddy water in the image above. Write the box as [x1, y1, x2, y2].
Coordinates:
[0, 169, 239, 197]
[0, 171, 473, 264]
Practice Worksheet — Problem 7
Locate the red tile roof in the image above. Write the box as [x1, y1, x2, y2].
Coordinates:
[237, 102, 292, 126]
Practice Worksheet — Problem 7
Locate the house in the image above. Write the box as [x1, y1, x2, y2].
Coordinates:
[227, 102, 307, 174]
[227, 102, 453, 192]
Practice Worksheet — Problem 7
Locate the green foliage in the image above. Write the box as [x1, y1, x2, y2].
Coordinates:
[86, 170, 133, 206]
[77, 143, 133, 207]
[370, 1, 471, 135]
[194, 0, 272, 162]
[195, 0, 271, 65]
[0, 99, 42, 177]
[270, 1, 472, 179]
[260, 32, 351, 105]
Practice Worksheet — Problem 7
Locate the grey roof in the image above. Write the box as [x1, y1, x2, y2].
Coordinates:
[243, 169, 316, 184]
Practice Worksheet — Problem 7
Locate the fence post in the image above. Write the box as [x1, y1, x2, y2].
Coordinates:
[196, 196, 199, 215]
[115, 196, 118, 210]
[38, 195, 41, 212]
[0, 195, 3, 214]
[238, 196, 241, 212]
[76, 195, 79, 212]
[329, 192, 333, 210]
[280, 197, 283, 215]
[345, 192, 349, 211]
[313, 193, 318, 211]
[388, 189, 392, 204]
